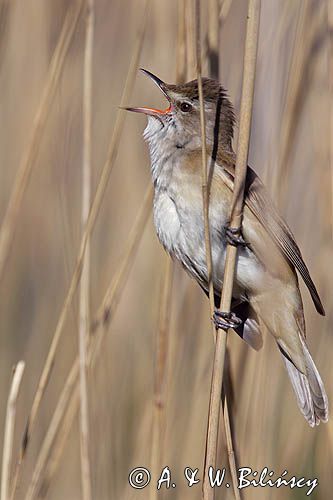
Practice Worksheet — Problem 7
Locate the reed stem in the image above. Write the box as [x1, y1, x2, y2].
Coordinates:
[1, 362, 25, 500]
[78, 1, 94, 499]
[202, 1, 261, 498]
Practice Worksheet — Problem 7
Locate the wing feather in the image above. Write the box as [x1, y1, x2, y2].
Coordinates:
[221, 163, 325, 316]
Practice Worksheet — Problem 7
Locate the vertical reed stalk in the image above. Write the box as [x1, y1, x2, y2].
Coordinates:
[79, 1, 94, 499]
[0, 0, 83, 285]
[219, 0, 233, 22]
[195, 4, 231, 496]
[176, 0, 187, 84]
[223, 398, 240, 499]
[206, 1, 240, 496]
[150, 257, 173, 500]
[150, 4, 188, 495]
[1, 362, 25, 500]
[24, 362, 79, 500]
[208, 0, 219, 79]
[195, 0, 216, 332]
[186, 0, 196, 79]
[202, 1, 261, 498]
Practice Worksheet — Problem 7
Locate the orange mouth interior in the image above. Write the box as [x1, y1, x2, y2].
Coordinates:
[141, 103, 172, 115]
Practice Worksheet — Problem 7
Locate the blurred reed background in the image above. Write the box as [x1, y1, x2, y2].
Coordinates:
[0, 0, 332, 499]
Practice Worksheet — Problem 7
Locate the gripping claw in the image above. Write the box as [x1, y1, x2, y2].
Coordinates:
[213, 310, 243, 330]
[225, 226, 248, 247]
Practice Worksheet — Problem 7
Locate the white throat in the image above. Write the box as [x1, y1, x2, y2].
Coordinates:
[143, 115, 200, 189]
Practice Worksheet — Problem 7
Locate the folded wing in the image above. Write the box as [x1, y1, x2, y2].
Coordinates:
[221, 163, 325, 316]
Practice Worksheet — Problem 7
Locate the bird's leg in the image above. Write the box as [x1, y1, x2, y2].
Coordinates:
[213, 310, 243, 330]
[225, 225, 248, 247]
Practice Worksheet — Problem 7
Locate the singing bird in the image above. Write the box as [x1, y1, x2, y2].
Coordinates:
[125, 69, 328, 427]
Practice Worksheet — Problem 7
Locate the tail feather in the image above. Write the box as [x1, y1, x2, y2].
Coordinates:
[280, 336, 328, 427]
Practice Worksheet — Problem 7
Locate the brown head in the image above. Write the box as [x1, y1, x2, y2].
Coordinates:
[125, 69, 235, 158]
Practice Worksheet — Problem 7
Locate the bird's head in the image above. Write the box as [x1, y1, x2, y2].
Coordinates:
[125, 69, 235, 157]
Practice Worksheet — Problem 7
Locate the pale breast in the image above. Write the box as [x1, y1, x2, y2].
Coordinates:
[153, 185, 214, 289]
[153, 191, 181, 252]
[150, 148, 265, 299]
[152, 168, 229, 293]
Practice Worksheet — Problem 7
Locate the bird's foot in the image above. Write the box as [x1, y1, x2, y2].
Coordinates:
[225, 226, 248, 247]
[213, 310, 243, 330]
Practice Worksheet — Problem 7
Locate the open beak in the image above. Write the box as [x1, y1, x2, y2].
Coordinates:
[123, 69, 172, 117]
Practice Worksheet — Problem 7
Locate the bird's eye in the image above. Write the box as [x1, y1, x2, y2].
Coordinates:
[180, 102, 192, 112]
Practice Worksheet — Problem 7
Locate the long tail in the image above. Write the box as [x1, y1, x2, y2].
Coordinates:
[279, 335, 328, 427]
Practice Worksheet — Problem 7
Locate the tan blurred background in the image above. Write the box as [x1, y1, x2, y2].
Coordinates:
[0, 0, 332, 499]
